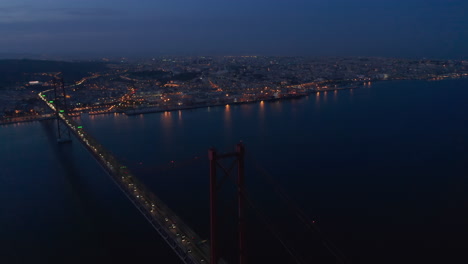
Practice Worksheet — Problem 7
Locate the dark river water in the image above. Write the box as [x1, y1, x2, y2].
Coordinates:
[1, 79, 468, 264]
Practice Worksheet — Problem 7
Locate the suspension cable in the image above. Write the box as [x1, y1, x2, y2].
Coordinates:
[245, 151, 348, 264]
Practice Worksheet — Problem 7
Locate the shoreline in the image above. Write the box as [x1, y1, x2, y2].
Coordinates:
[2, 77, 466, 126]
[124, 85, 359, 116]
[85, 75, 468, 117]
[0, 115, 55, 126]
[125, 94, 307, 116]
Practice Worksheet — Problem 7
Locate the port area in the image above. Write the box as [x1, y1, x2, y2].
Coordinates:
[124, 86, 359, 115]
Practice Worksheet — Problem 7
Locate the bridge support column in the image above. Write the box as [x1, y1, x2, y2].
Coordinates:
[53, 76, 71, 143]
[236, 143, 246, 264]
[208, 142, 246, 264]
[209, 148, 218, 264]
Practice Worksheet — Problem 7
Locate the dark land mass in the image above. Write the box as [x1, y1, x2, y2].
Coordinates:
[0, 59, 108, 88]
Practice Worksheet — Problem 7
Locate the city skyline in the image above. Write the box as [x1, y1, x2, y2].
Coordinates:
[1, 0, 467, 59]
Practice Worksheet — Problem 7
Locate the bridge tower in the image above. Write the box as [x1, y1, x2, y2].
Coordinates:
[209, 143, 246, 264]
[53, 75, 72, 143]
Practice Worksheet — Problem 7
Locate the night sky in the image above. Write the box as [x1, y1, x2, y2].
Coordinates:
[1, 0, 467, 58]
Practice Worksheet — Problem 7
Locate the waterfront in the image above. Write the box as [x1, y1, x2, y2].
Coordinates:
[1, 79, 468, 263]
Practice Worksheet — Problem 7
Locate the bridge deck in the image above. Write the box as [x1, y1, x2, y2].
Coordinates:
[39, 92, 223, 264]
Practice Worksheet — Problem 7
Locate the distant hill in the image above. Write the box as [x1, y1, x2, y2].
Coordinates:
[0, 59, 108, 88]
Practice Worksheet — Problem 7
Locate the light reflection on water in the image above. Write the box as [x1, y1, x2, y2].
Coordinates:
[315, 92, 321, 109]
[224, 104, 232, 142]
[258, 100, 265, 121]
[161, 111, 173, 144]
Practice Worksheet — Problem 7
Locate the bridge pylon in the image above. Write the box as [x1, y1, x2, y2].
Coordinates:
[53, 75, 72, 143]
[209, 142, 246, 264]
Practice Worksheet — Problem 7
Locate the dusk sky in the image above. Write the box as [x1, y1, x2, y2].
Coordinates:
[1, 0, 467, 58]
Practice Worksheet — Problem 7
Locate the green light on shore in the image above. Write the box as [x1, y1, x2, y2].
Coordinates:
[42, 94, 46, 97]
[77, 126, 83, 129]
[59, 110, 65, 113]
[49, 100, 54, 103]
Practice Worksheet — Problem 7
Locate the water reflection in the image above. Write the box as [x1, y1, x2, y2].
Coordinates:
[258, 101, 265, 121]
[178, 110, 183, 126]
[224, 104, 231, 128]
[224, 104, 232, 141]
[162, 111, 172, 123]
[161, 111, 173, 141]
[315, 92, 320, 109]
[40, 120, 89, 210]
